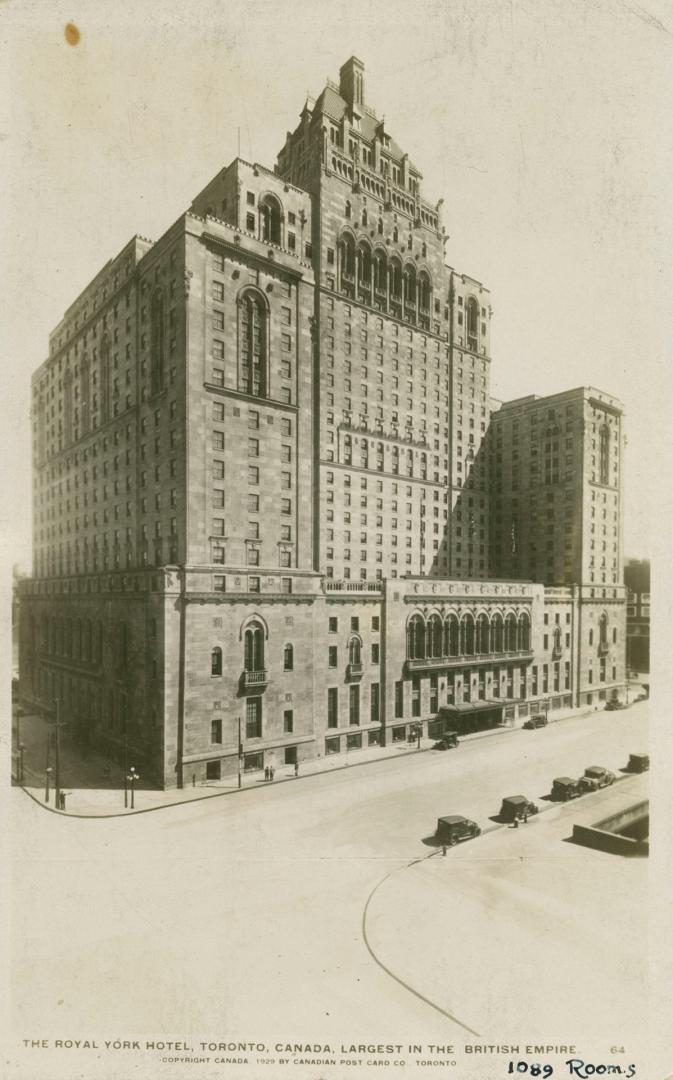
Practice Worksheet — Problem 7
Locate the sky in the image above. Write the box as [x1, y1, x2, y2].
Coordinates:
[1, 0, 672, 574]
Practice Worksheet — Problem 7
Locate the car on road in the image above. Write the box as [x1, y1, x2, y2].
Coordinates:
[605, 699, 625, 711]
[627, 753, 649, 773]
[499, 795, 539, 823]
[579, 765, 615, 792]
[435, 815, 481, 846]
[551, 776, 584, 801]
[432, 732, 459, 751]
[523, 714, 548, 729]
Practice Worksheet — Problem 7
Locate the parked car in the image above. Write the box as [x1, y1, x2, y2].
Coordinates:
[432, 732, 459, 751]
[552, 776, 583, 801]
[499, 795, 539, 822]
[523, 714, 548, 729]
[627, 753, 649, 773]
[435, 815, 481, 846]
[579, 765, 615, 792]
[605, 699, 624, 711]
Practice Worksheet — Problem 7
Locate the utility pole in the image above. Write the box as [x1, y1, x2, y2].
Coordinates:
[238, 716, 242, 790]
[53, 698, 62, 808]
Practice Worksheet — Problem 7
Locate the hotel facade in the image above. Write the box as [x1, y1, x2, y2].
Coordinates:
[18, 58, 627, 787]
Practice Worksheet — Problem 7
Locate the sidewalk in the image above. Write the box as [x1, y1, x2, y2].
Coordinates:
[11, 695, 639, 819]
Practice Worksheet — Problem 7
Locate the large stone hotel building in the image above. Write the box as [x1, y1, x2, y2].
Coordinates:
[18, 58, 627, 787]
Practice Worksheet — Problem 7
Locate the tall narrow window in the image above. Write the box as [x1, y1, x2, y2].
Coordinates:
[211, 647, 222, 677]
[151, 290, 166, 394]
[239, 292, 267, 398]
[283, 643, 293, 671]
[466, 297, 478, 350]
[259, 194, 282, 245]
[599, 425, 610, 485]
[244, 621, 265, 671]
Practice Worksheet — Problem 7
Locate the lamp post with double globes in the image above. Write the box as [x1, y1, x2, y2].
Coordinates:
[45, 766, 53, 804]
[127, 766, 139, 810]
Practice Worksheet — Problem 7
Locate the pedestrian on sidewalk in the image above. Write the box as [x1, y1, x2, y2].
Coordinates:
[442, 844, 447, 856]
[294, 761, 299, 778]
[264, 766, 270, 781]
[513, 816, 519, 829]
[523, 810, 528, 824]
[269, 765, 275, 781]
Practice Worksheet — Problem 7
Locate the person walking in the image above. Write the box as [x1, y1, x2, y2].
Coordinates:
[269, 765, 275, 781]
[294, 761, 299, 778]
[523, 810, 528, 824]
[264, 766, 269, 782]
[513, 815, 519, 829]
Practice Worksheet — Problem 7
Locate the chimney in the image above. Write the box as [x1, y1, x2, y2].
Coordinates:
[339, 56, 365, 108]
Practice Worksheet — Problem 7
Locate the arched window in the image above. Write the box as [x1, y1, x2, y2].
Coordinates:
[461, 613, 475, 656]
[373, 249, 387, 293]
[348, 636, 362, 665]
[393, 225, 399, 243]
[476, 613, 490, 654]
[403, 264, 417, 314]
[211, 647, 223, 677]
[150, 289, 165, 394]
[518, 613, 531, 651]
[339, 233, 356, 291]
[389, 259, 402, 302]
[553, 625, 562, 654]
[504, 613, 517, 653]
[426, 614, 442, 658]
[244, 621, 265, 672]
[362, 208, 368, 227]
[259, 194, 282, 245]
[466, 296, 479, 350]
[283, 643, 294, 671]
[239, 291, 267, 398]
[407, 614, 425, 659]
[446, 614, 460, 657]
[418, 271, 432, 313]
[599, 425, 610, 485]
[357, 241, 372, 295]
[345, 200, 352, 219]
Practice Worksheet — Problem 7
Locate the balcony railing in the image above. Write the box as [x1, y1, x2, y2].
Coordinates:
[598, 641, 609, 656]
[323, 579, 382, 593]
[241, 669, 268, 690]
[406, 649, 533, 672]
[551, 645, 564, 660]
[346, 662, 364, 681]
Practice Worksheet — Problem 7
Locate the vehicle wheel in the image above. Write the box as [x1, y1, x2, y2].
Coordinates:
[449, 836, 458, 846]
[474, 828, 481, 837]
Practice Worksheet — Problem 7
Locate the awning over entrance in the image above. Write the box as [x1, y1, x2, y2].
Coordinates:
[436, 701, 505, 735]
[439, 701, 505, 716]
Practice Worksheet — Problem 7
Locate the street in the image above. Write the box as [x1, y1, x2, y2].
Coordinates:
[7, 702, 649, 1078]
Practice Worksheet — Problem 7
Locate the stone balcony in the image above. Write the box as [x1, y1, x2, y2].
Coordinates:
[405, 649, 533, 673]
[240, 669, 268, 692]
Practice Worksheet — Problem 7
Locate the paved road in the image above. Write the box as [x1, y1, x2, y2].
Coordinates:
[7, 702, 649, 1078]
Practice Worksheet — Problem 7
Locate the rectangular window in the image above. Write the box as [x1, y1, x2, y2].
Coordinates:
[248, 466, 259, 484]
[211, 718, 222, 743]
[351, 616, 359, 631]
[246, 697, 262, 739]
[411, 676, 421, 717]
[370, 683, 380, 723]
[371, 643, 380, 664]
[349, 684, 360, 725]
[247, 547, 259, 566]
[329, 616, 338, 633]
[328, 645, 338, 668]
[327, 687, 338, 728]
[395, 680, 404, 717]
[213, 573, 225, 590]
[213, 402, 225, 422]
[248, 494, 259, 512]
[283, 710, 293, 733]
[371, 616, 380, 631]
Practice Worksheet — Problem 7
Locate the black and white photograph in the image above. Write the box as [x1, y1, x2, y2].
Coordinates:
[2, 2, 671, 1078]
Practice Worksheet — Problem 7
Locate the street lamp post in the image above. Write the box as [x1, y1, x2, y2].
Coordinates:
[45, 766, 53, 803]
[127, 766, 139, 810]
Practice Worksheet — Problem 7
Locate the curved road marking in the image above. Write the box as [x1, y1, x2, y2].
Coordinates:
[361, 848, 483, 1038]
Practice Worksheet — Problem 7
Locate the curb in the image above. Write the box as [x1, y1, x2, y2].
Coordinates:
[11, 702, 615, 821]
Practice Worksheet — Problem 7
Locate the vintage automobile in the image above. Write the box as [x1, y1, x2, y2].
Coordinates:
[604, 698, 625, 711]
[551, 776, 584, 801]
[499, 795, 539, 823]
[523, 714, 548, 729]
[432, 731, 459, 751]
[579, 765, 616, 791]
[435, 815, 481, 846]
[627, 753, 650, 773]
